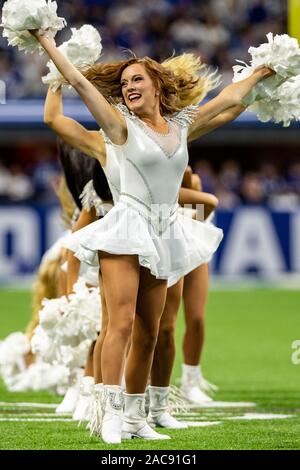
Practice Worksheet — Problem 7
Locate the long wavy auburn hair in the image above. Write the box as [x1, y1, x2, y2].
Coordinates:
[83, 53, 220, 115]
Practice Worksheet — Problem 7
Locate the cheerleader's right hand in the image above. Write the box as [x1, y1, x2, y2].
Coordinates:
[253, 66, 275, 80]
[28, 29, 39, 37]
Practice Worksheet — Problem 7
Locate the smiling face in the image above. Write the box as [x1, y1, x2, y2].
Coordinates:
[120, 62, 159, 114]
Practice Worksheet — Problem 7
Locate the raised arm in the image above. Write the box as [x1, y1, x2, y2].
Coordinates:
[44, 87, 106, 165]
[32, 32, 127, 145]
[188, 104, 246, 142]
[188, 67, 274, 138]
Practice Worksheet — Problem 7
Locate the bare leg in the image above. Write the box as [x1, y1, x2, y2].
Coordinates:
[66, 250, 80, 294]
[183, 263, 209, 365]
[93, 273, 108, 383]
[125, 267, 168, 394]
[99, 252, 140, 385]
[151, 279, 184, 387]
[84, 341, 95, 377]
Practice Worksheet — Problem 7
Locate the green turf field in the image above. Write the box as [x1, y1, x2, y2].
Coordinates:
[0, 288, 299, 450]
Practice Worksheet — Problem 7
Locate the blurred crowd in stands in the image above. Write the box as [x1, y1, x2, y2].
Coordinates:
[1, 152, 299, 208]
[0, 149, 60, 203]
[193, 159, 300, 209]
[0, 0, 286, 98]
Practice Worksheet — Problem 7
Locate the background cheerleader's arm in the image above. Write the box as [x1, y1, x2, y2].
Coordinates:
[182, 167, 202, 191]
[33, 32, 127, 144]
[188, 67, 274, 138]
[188, 104, 246, 142]
[182, 166, 193, 189]
[66, 209, 97, 295]
[44, 87, 106, 165]
[178, 188, 218, 219]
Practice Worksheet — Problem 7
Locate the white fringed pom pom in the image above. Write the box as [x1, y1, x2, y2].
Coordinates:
[30, 278, 101, 387]
[233, 33, 300, 126]
[42, 25, 102, 91]
[0, 332, 30, 366]
[250, 75, 300, 127]
[1, 0, 66, 54]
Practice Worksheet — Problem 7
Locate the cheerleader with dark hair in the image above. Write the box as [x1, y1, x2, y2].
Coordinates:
[54, 132, 113, 417]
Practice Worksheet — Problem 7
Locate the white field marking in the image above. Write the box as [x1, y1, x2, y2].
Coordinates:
[225, 413, 293, 421]
[0, 402, 57, 408]
[0, 413, 69, 418]
[175, 412, 228, 418]
[0, 408, 67, 414]
[177, 417, 225, 422]
[181, 421, 221, 427]
[182, 401, 256, 409]
[0, 418, 73, 422]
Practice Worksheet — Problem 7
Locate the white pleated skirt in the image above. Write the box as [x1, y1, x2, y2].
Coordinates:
[63, 196, 223, 287]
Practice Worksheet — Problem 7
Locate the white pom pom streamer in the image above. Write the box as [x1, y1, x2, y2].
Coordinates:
[250, 75, 300, 127]
[0, 332, 31, 393]
[0, 279, 100, 393]
[0, 332, 30, 367]
[30, 278, 101, 387]
[0, 332, 30, 387]
[42, 25, 102, 91]
[3, 361, 70, 393]
[1, 0, 66, 55]
[233, 33, 300, 104]
[26, 362, 70, 393]
[233, 33, 300, 126]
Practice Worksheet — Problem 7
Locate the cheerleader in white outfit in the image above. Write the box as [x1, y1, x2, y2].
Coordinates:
[31, 29, 275, 443]
[45, 82, 224, 429]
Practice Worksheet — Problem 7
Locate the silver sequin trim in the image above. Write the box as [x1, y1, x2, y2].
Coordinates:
[107, 391, 124, 411]
[169, 105, 199, 127]
[126, 158, 155, 205]
[107, 177, 120, 196]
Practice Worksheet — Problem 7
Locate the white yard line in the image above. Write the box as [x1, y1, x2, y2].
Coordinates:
[0, 413, 69, 417]
[0, 402, 57, 408]
[182, 401, 256, 409]
[0, 418, 73, 422]
[175, 412, 228, 417]
[225, 413, 293, 420]
[181, 421, 222, 427]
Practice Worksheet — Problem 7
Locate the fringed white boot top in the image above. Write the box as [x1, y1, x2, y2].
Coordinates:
[101, 385, 124, 444]
[89, 383, 103, 436]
